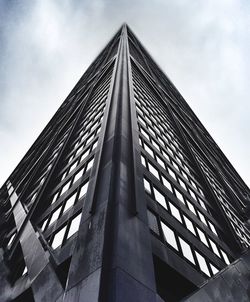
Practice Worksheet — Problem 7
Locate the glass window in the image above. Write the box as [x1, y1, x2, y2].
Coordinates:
[175, 156, 182, 165]
[63, 192, 77, 213]
[184, 164, 190, 173]
[190, 179, 197, 189]
[92, 140, 98, 150]
[22, 266, 28, 276]
[182, 170, 189, 180]
[69, 161, 78, 173]
[189, 189, 197, 201]
[199, 187, 205, 196]
[74, 140, 80, 149]
[172, 161, 179, 171]
[169, 202, 182, 223]
[168, 168, 177, 181]
[86, 157, 94, 172]
[86, 133, 95, 145]
[169, 142, 176, 152]
[195, 251, 210, 276]
[153, 187, 167, 209]
[30, 192, 37, 203]
[141, 154, 146, 167]
[161, 222, 178, 250]
[179, 238, 195, 264]
[152, 139, 160, 151]
[47, 164, 52, 171]
[198, 211, 208, 226]
[143, 178, 151, 194]
[174, 188, 185, 204]
[158, 136, 165, 147]
[51, 225, 67, 249]
[186, 200, 196, 215]
[221, 250, 230, 265]
[144, 143, 154, 158]
[162, 176, 173, 193]
[148, 162, 160, 180]
[79, 130, 84, 138]
[179, 178, 187, 191]
[167, 146, 174, 156]
[156, 155, 165, 169]
[199, 198, 207, 211]
[40, 177, 45, 185]
[209, 239, 220, 257]
[80, 148, 90, 162]
[50, 206, 62, 225]
[79, 181, 89, 199]
[67, 213, 82, 239]
[41, 218, 48, 231]
[61, 171, 67, 181]
[61, 181, 71, 195]
[76, 145, 84, 155]
[208, 221, 218, 236]
[138, 116, 146, 127]
[210, 264, 219, 275]
[162, 150, 170, 162]
[140, 128, 150, 141]
[68, 155, 74, 164]
[183, 215, 196, 235]
[73, 168, 84, 183]
[136, 106, 143, 116]
[51, 192, 59, 204]
[148, 126, 155, 137]
[197, 228, 209, 247]
[7, 233, 16, 247]
[96, 126, 101, 135]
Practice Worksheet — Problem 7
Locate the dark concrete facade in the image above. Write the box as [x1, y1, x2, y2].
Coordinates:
[0, 24, 249, 301]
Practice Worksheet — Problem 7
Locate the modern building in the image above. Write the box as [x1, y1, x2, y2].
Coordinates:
[0, 24, 250, 302]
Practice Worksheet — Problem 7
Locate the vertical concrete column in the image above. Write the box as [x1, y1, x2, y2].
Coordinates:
[98, 25, 157, 302]
[63, 24, 158, 302]
[8, 184, 63, 302]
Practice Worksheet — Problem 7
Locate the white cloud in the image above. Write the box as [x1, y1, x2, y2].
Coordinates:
[0, 0, 249, 187]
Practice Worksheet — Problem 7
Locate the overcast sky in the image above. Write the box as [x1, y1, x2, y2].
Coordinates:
[0, 0, 249, 188]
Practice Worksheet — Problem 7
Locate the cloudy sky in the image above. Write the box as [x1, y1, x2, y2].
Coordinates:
[0, 0, 249, 188]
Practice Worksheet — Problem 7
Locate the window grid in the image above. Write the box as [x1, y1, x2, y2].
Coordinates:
[132, 65, 232, 277]
[148, 210, 225, 277]
[144, 174, 231, 266]
[196, 151, 250, 247]
[141, 150, 218, 235]
[35, 64, 114, 252]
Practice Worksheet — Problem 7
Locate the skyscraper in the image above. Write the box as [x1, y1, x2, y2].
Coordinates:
[0, 24, 249, 302]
